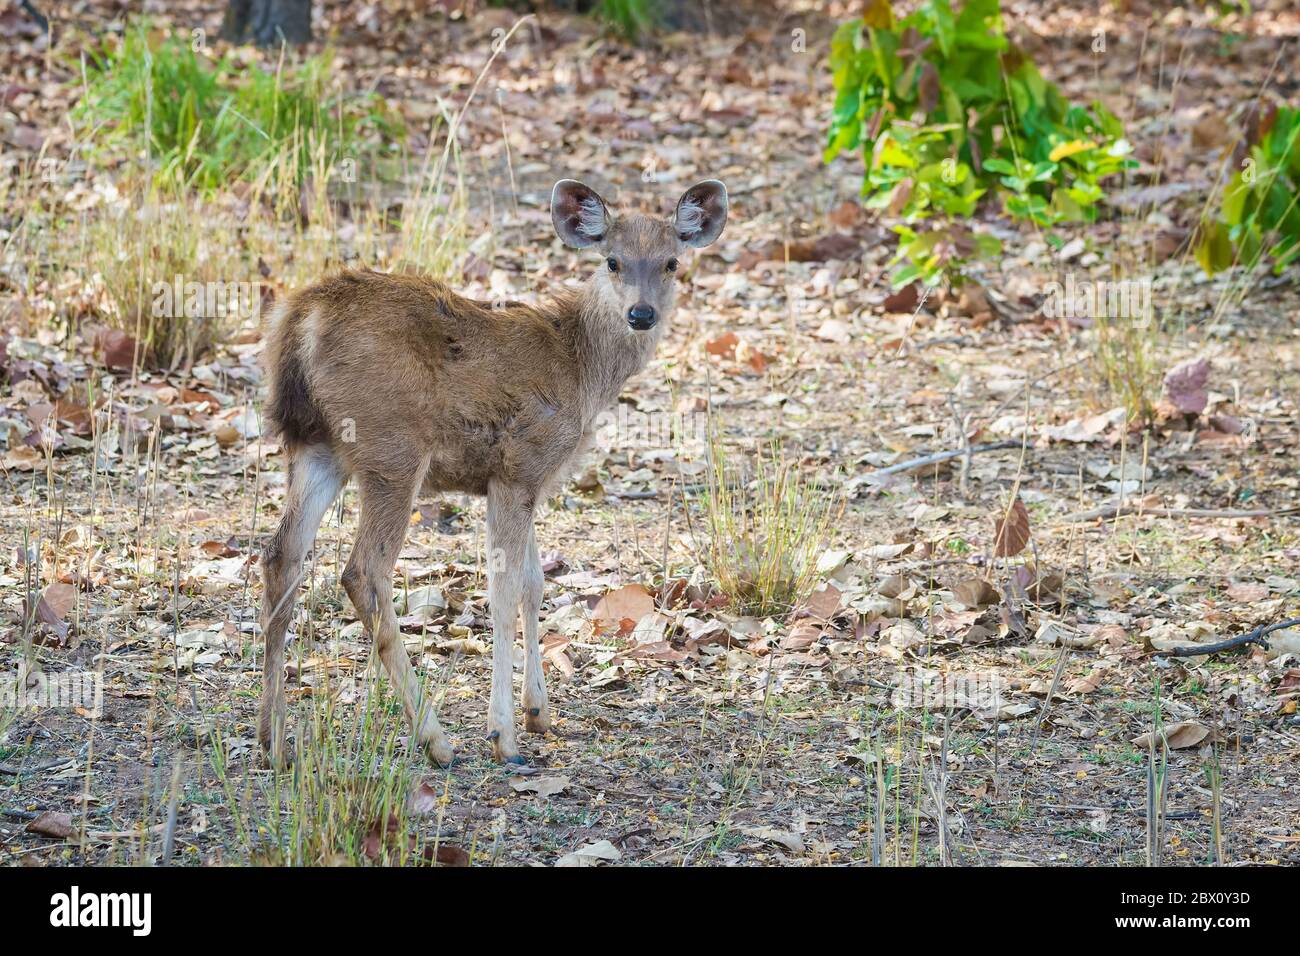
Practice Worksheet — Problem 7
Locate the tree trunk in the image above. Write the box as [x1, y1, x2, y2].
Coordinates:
[221, 0, 312, 47]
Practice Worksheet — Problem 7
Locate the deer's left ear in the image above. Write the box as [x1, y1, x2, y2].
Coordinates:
[674, 180, 728, 248]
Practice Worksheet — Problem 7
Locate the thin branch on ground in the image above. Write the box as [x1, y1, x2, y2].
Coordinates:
[1156, 618, 1300, 658]
[864, 440, 1022, 480]
[1062, 503, 1300, 523]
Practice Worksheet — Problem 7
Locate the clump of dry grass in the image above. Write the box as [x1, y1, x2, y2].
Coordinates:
[87, 177, 246, 371]
[697, 435, 841, 617]
[0, 158, 43, 293]
[236, 123, 471, 293]
[393, 113, 472, 281]
[393, 20, 530, 282]
[1090, 295, 1161, 423]
[0, 681, 14, 747]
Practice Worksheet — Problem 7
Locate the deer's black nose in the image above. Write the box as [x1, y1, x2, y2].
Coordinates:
[628, 304, 656, 330]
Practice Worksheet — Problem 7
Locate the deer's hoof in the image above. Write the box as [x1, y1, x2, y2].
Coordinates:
[524, 708, 550, 735]
[259, 738, 295, 770]
[424, 738, 455, 768]
[504, 754, 527, 766]
[488, 729, 520, 764]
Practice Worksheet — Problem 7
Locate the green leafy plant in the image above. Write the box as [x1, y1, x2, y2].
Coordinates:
[1196, 104, 1300, 277]
[75, 25, 402, 192]
[825, 0, 1133, 286]
[892, 222, 1001, 288]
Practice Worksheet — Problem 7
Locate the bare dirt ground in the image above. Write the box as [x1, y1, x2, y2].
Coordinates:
[1, 0, 1299, 866]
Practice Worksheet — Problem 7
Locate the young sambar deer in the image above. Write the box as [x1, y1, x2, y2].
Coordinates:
[258, 178, 728, 766]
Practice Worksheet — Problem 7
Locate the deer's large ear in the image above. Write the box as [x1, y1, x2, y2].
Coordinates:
[674, 180, 728, 248]
[551, 180, 613, 248]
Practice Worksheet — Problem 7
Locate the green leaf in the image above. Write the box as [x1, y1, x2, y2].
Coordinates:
[891, 263, 924, 287]
[1048, 139, 1097, 162]
[1221, 173, 1250, 227]
[1273, 237, 1300, 271]
[823, 121, 860, 163]
[1196, 219, 1235, 275]
[862, 0, 894, 29]
[822, 0, 1135, 287]
[930, 0, 956, 57]
[876, 135, 919, 169]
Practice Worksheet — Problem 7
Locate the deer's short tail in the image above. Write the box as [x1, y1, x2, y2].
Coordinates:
[264, 297, 331, 452]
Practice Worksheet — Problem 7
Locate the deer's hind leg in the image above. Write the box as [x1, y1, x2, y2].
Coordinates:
[342, 463, 454, 767]
[259, 443, 346, 767]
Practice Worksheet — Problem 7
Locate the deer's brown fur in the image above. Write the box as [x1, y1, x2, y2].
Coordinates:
[267, 273, 649, 500]
[257, 179, 728, 767]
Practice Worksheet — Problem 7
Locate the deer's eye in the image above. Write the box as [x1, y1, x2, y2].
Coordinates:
[606, 257, 619, 274]
[666, 258, 678, 274]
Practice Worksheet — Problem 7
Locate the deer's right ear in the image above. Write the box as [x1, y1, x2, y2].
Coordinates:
[551, 180, 613, 248]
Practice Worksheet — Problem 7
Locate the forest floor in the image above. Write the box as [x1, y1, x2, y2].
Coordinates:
[1, 0, 1299, 866]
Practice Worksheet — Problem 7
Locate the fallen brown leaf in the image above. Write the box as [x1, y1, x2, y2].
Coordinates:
[993, 498, 1031, 558]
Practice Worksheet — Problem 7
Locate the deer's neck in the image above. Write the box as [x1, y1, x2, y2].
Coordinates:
[568, 283, 660, 424]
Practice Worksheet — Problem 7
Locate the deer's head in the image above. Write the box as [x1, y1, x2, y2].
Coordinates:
[552, 179, 728, 332]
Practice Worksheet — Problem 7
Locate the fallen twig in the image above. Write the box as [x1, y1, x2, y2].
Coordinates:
[6, 806, 168, 842]
[864, 440, 1022, 480]
[1063, 503, 1300, 523]
[1156, 618, 1300, 658]
[0, 757, 73, 777]
[20, 0, 49, 33]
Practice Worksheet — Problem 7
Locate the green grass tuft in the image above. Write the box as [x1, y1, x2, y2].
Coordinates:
[75, 25, 402, 192]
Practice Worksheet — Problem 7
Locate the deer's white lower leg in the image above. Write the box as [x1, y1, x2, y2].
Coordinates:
[258, 444, 344, 767]
[521, 526, 549, 734]
[486, 483, 532, 764]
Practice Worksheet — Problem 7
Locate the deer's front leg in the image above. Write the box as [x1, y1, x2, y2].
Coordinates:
[522, 525, 549, 734]
[486, 482, 531, 765]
